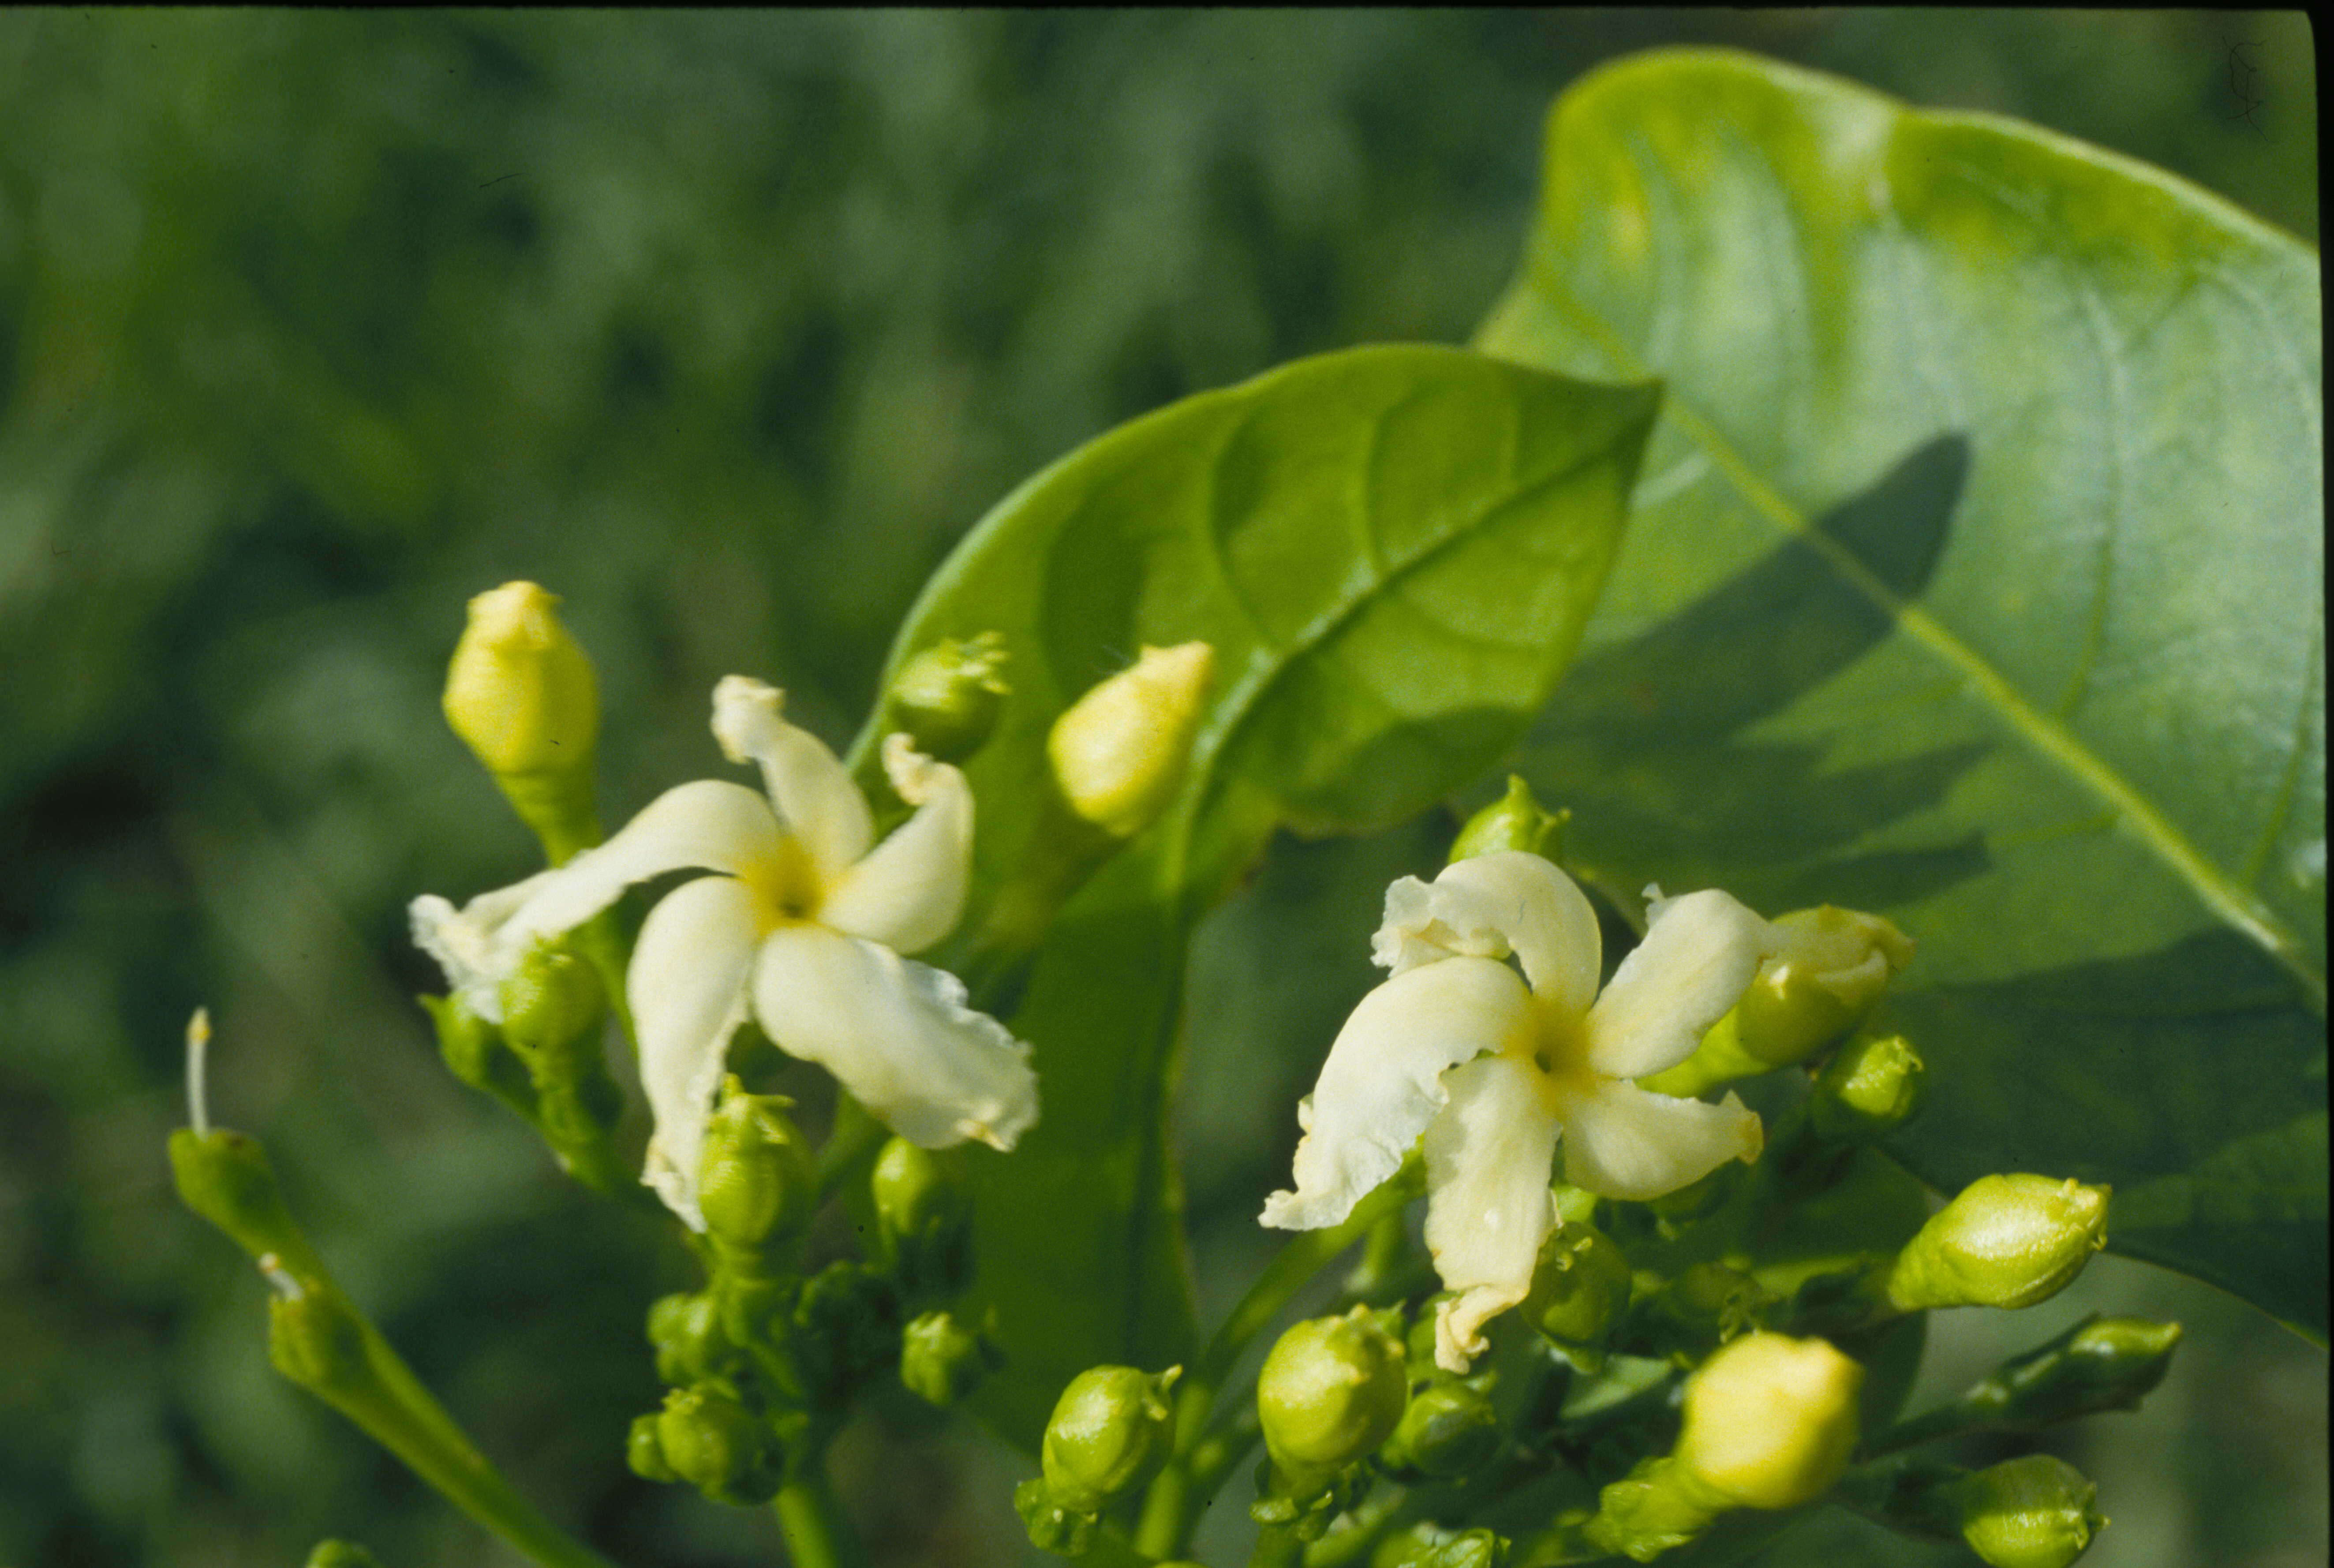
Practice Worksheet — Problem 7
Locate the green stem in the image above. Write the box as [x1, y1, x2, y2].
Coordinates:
[1134, 1160, 1423, 1559]
[774, 1467, 869, 1568]
[1247, 1523, 1308, 1568]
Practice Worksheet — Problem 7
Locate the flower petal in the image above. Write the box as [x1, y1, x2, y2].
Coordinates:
[1584, 889, 1777, 1080]
[1422, 1053, 1563, 1373]
[1556, 1079, 1762, 1202]
[711, 676, 872, 879]
[751, 923, 1037, 1151]
[409, 870, 561, 1022]
[1261, 956, 1533, 1232]
[632, 875, 763, 1230]
[492, 779, 787, 954]
[1369, 854, 1602, 1015]
[817, 734, 972, 955]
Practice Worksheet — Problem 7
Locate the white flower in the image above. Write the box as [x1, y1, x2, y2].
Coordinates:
[411, 675, 1038, 1229]
[1260, 851, 1775, 1372]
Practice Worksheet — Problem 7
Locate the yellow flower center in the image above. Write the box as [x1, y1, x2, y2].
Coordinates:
[1514, 994, 1600, 1111]
[739, 835, 824, 933]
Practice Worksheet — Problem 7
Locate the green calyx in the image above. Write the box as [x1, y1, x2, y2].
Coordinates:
[886, 631, 1011, 763]
[655, 1383, 780, 1506]
[168, 1127, 325, 1281]
[1809, 1030, 1927, 1144]
[1040, 1363, 1181, 1514]
[899, 1309, 1003, 1409]
[647, 1291, 740, 1388]
[697, 1075, 817, 1260]
[1257, 1305, 1408, 1492]
[1886, 1174, 2110, 1312]
[1450, 774, 1569, 863]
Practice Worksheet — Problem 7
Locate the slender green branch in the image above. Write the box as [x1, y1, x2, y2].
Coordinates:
[815, 1091, 887, 1198]
[774, 1467, 869, 1568]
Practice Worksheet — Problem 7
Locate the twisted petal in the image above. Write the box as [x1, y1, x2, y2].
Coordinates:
[1584, 889, 1778, 1080]
[1557, 1080, 1762, 1201]
[1261, 956, 1533, 1232]
[632, 875, 763, 1230]
[1423, 1053, 1563, 1373]
[1369, 855, 1602, 1018]
[496, 778, 785, 956]
[818, 734, 972, 955]
[751, 923, 1037, 1151]
[711, 676, 872, 880]
[409, 869, 561, 1022]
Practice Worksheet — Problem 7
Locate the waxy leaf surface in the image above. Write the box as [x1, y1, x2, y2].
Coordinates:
[1477, 50, 2325, 1336]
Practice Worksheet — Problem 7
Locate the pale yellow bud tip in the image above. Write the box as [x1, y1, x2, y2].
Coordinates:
[1048, 642, 1215, 837]
[443, 581, 600, 777]
[1676, 1332, 1863, 1510]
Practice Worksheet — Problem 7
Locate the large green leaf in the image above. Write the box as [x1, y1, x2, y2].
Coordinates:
[1475, 50, 2325, 1336]
[857, 345, 1660, 1443]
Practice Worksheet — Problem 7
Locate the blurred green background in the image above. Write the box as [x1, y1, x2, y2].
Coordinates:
[0, 10, 2318, 1567]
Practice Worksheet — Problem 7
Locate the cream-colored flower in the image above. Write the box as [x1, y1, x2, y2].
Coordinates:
[1261, 852, 1774, 1372]
[411, 676, 1037, 1229]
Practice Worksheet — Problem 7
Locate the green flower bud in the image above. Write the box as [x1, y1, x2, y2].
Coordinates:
[1378, 1378, 1502, 1481]
[656, 1383, 777, 1506]
[1257, 1305, 1408, 1491]
[900, 1309, 1004, 1408]
[1586, 1456, 1724, 1562]
[1675, 1332, 1863, 1511]
[1966, 1314, 2182, 1429]
[1047, 642, 1214, 838]
[697, 1075, 816, 1258]
[1652, 1262, 1773, 1345]
[1450, 776, 1569, 864]
[1414, 1527, 1508, 1568]
[1886, 1175, 2110, 1312]
[1040, 1364, 1181, 1514]
[498, 941, 606, 1057]
[647, 1291, 740, 1386]
[268, 1277, 371, 1397]
[442, 581, 602, 862]
[888, 631, 1011, 763]
[419, 992, 536, 1119]
[626, 1413, 679, 1483]
[1949, 1455, 2106, 1568]
[789, 1262, 901, 1403]
[1521, 1221, 1631, 1365]
[305, 1543, 384, 1568]
[1734, 907, 1914, 1067]
[872, 1136, 974, 1300]
[1808, 1030, 1926, 1145]
[1013, 1476, 1098, 1556]
[168, 1128, 325, 1281]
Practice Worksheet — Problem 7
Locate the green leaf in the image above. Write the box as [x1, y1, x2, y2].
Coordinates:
[859, 345, 1661, 1444]
[1475, 50, 2325, 1336]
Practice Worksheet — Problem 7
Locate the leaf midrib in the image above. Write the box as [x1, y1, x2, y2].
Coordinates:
[1502, 265, 2325, 1010]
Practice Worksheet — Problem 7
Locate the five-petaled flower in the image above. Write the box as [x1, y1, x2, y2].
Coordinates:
[1261, 851, 1775, 1372]
[411, 675, 1038, 1229]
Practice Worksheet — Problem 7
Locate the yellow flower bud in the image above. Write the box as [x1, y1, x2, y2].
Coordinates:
[1257, 1305, 1408, 1491]
[1675, 1332, 1863, 1510]
[1040, 1364, 1181, 1513]
[442, 582, 602, 861]
[1951, 1455, 2106, 1568]
[1449, 774, 1569, 863]
[1047, 642, 1214, 837]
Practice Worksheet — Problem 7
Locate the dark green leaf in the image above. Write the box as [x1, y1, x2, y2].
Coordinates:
[1474, 50, 2325, 1335]
[858, 345, 1661, 1443]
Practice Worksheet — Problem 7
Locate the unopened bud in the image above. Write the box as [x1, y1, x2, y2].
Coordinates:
[1652, 1261, 1772, 1345]
[1675, 1333, 1863, 1510]
[1521, 1221, 1631, 1364]
[1950, 1455, 2105, 1568]
[789, 1262, 902, 1404]
[1809, 1031, 1926, 1144]
[1735, 907, 1913, 1066]
[1014, 1476, 1098, 1555]
[1586, 1456, 1723, 1561]
[1048, 642, 1214, 838]
[656, 1384, 776, 1506]
[1886, 1175, 2110, 1312]
[647, 1291, 738, 1386]
[626, 1413, 679, 1482]
[697, 1076, 816, 1258]
[498, 941, 606, 1057]
[1378, 1378, 1501, 1481]
[1041, 1364, 1181, 1513]
[900, 1309, 1004, 1408]
[419, 992, 536, 1119]
[872, 1137, 974, 1300]
[1965, 1314, 2182, 1429]
[442, 581, 602, 862]
[888, 631, 1011, 763]
[1414, 1528, 1507, 1568]
[1258, 1306, 1408, 1491]
[1450, 776, 1569, 864]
